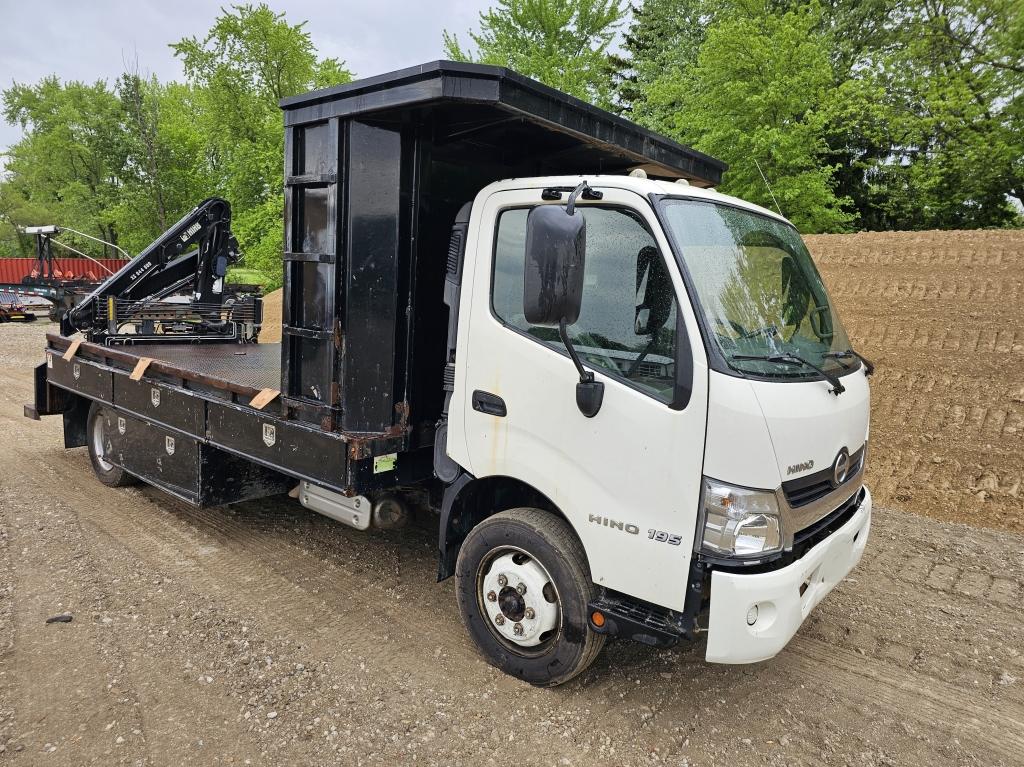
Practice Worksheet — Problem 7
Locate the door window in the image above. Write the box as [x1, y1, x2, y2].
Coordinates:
[492, 206, 680, 403]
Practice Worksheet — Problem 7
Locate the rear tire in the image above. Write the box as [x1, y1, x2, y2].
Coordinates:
[456, 507, 605, 687]
[86, 402, 137, 487]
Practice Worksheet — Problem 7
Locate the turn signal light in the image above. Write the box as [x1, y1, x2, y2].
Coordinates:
[590, 611, 605, 628]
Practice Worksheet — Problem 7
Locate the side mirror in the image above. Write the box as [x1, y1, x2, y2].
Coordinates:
[523, 204, 586, 327]
[634, 246, 671, 336]
[523, 187, 604, 418]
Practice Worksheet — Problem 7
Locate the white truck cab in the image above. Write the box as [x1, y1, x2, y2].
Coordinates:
[444, 175, 871, 679]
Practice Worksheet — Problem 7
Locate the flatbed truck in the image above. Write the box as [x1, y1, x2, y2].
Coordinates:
[26, 61, 872, 686]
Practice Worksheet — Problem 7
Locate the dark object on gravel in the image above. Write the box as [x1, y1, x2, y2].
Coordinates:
[45, 614, 73, 624]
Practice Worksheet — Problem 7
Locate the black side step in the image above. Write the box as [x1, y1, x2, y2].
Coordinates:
[588, 595, 689, 648]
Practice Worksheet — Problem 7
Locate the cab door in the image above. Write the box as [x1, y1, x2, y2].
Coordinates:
[447, 185, 709, 611]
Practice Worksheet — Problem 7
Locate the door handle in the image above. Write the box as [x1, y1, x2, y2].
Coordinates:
[472, 390, 507, 417]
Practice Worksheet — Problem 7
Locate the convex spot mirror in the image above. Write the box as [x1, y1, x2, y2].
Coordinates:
[634, 245, 672, 336]
[523, 204, 586, 327]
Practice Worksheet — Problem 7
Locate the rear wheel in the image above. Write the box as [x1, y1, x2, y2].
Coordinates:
[456, 507, 605, 687]
[87, 402, 136, 487]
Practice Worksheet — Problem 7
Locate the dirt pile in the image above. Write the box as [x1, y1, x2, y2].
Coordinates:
[807, 229, 1024, 532]
[259, 288, 282, 343]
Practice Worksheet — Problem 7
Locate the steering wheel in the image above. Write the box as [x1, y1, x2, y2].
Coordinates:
[740, 324, 779, 340]
[807, 306, 834, 342]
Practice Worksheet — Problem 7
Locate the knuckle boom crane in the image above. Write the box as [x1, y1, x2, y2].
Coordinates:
[63, 197, 261, 344]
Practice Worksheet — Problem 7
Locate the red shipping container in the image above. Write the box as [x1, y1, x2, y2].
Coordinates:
[0, 257, 126, 283]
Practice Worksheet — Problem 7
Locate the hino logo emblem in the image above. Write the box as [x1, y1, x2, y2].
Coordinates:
[165, 436, 175, 456]
[72, 363, 80, 380]
[787, 460, 813, 475]
[262, 424, 276, 447]
[832, 447, 851, 487]
[117, 416, 126, 434]
[151, 388, 161, 407]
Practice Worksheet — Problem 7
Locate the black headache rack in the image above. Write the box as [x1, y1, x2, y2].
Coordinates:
[30, 60, 725, 505]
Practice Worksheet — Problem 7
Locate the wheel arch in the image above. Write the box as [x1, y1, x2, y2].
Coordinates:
[437, 473, 578, 581]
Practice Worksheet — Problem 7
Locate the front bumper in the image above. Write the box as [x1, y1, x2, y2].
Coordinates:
[704, 486, 871, 664]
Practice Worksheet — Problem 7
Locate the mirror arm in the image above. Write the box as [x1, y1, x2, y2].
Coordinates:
[559, 318, 592, 382]
[559, 318, 605, 418]
[565, 181, 589, 216]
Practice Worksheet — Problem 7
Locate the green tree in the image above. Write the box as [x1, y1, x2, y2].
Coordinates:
[111, 75, 219, 255]
[814, 0, 1022, 229]
[878, 0, 1023, 227]
[443, 0, 625, 105]
[2, 77, 126, 255]
[171, 3, 352, 286]
[648, 1, 853, 232]
[609, 0, 715, 116]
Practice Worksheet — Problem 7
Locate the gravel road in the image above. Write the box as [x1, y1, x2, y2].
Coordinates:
[1, 320, 1023, 766]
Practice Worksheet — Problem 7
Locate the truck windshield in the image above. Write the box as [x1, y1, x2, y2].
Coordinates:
[659, 199, 852, 379]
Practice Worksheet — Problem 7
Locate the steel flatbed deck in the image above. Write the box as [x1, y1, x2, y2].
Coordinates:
[34, 334, 428, 505]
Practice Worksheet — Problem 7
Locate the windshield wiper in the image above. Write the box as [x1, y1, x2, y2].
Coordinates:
[822, 349, 875, 376]
[731, 353, 846, 395]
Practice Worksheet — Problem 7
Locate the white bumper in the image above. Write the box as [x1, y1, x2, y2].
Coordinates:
[704, 487, 872, 664]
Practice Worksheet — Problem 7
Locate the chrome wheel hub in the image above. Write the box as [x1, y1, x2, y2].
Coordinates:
[480, 550, 559, 647]
[91, 412, 113, 472]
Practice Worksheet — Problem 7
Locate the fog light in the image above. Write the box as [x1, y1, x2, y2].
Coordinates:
[745, 605, 759, 626]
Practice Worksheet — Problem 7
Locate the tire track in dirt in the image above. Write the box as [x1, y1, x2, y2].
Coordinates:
[830, 278, 1023, 302]
[788, 640, 1024, 763]
[29, 447, 476, 688]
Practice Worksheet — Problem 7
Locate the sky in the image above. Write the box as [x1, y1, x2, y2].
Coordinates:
[0, 0, 496, 152]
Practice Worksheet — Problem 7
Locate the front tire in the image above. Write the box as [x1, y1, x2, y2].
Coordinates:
[87, 402, 137, 487]
[456, 508, 605, 687]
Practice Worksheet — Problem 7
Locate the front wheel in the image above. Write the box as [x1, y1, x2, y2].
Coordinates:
[456, 508, 605, 687]
[87, 402, 137, 487]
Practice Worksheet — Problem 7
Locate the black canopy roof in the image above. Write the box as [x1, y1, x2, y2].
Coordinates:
[280, 60, 725, 187]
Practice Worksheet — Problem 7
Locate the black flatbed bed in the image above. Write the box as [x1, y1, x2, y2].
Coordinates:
[38, 333, 421, 504]
[46, 333, 279, 400]
[112, 341, 281, 393]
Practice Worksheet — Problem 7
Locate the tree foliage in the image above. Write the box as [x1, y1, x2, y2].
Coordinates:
[0, 4, 350, 285]
[1, 78, 126, 257]
[609, 0, 715, 116]
[444, 0, 625, 104]
[646, 1, 853, 232]
[616, 0, 1024, 230]
[169, 4, 352, 284]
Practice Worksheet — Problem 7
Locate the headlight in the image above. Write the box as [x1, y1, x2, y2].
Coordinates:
[700, 478, 782, 559]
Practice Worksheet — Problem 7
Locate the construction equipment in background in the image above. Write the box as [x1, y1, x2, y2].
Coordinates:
[1, 225, 128, 321]
[63, 198, 261, 345]
[0, 290, 37, 322]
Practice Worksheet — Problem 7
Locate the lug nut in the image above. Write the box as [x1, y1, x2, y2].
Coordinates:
[495, 615, 505, 626]
[513, 622, 524, 635]
[524, 607, 535, 619]
[516, 583, 527, 595]
[497, 575, 508, 587]
[486, 590, 497, 602]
